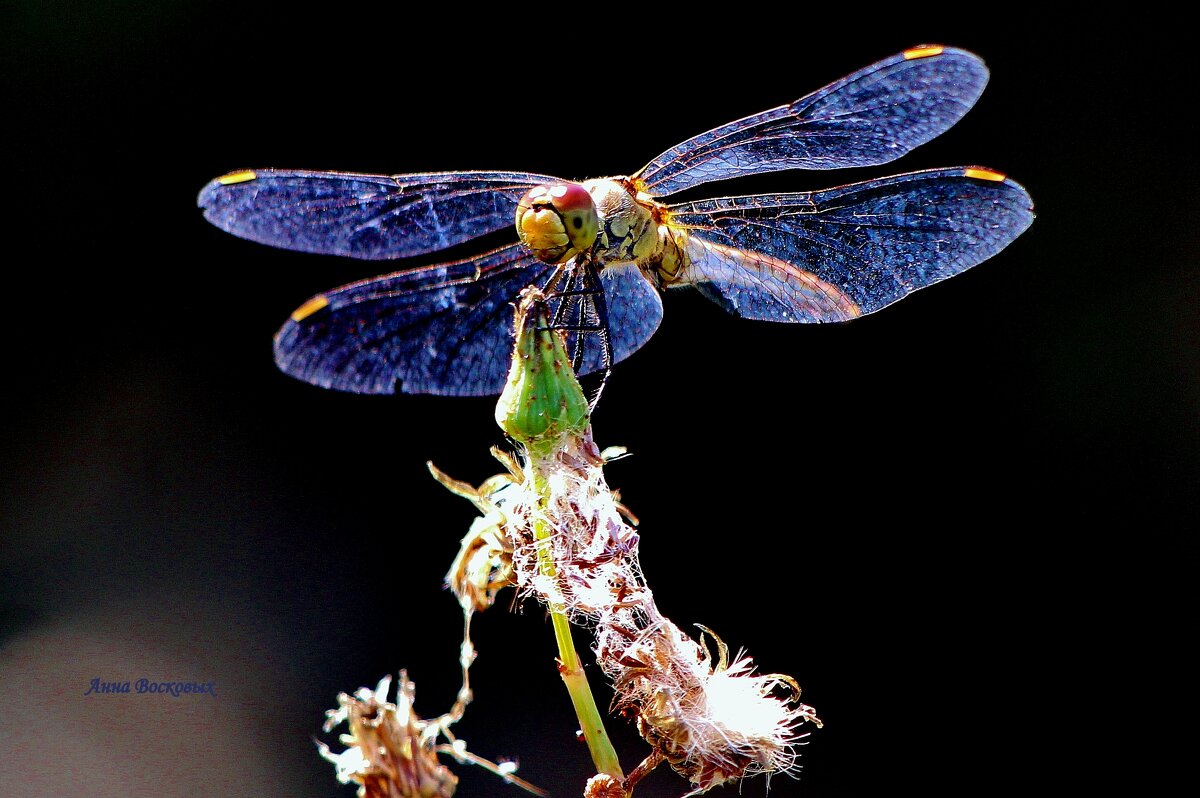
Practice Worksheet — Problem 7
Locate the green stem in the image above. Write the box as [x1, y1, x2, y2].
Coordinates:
[532, 468, 624, 783]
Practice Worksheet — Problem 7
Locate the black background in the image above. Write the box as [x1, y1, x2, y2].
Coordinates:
[2, 4, 1195, 798]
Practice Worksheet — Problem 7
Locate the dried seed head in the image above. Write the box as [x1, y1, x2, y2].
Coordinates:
[609, 622, 821, 794]
[430, 460, 520, 613]
[318, 673, 459, 798]
[447, 514, 516, 613]
[584, 773, 626, 798]
[320, 672, 546, 798]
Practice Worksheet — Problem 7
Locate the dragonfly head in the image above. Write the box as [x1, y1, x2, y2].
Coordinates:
[515, 182, 598, 263]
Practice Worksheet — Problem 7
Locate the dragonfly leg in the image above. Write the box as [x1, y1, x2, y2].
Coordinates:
[540, 262, 613, 410]
[582, 262, 613, 409]
[551, 266, 590, 372]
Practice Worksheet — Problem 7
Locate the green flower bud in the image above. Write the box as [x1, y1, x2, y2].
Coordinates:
[495, 287, 590, 453]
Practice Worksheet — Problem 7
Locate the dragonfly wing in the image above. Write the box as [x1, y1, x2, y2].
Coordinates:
[668, 168, 1034, 320]
[636, 47, 988, 196]
[569, 264, 664, 377]
[274, 242, 557, 395]
[198, 169, 554, 259]
[274, 249, 664, 396]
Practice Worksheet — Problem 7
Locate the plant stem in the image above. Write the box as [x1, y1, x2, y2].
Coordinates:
[532, 468, 625, 783]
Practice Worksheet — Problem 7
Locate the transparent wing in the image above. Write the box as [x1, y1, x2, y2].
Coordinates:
[668, 168, 1034, 320]
[569, 264, 664, 378]
[198, 169, 554, 259]
[274, 245, 663, 396]
[636, 46, 988, 196]
[275, 243, 553, 394]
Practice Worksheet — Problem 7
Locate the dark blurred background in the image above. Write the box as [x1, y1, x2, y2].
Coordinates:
[1, 4, 1195, 797]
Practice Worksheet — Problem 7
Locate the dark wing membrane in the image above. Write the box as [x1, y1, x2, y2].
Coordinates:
[274, 248, 664, 396]
[636, 47, 988, 196]
[567, 264, 664, 377]
[275, 243, 554, 395]
[668, 168, 1034, 320]
[198, 169, 554, 259]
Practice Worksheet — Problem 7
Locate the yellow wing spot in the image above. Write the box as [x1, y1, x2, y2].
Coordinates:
[963, 167, 1007, 182]
[903, 45, 945, 60]
[291, 295, 329, 322]
[217, 169, 257, 185]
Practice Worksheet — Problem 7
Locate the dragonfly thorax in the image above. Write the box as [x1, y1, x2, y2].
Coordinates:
[578, 177, 686, 283]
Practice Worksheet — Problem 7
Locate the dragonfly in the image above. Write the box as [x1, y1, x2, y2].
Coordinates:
[198, 45, 1034, 397]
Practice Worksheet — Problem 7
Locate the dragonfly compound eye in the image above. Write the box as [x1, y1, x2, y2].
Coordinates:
[515, 183, 598, 263]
